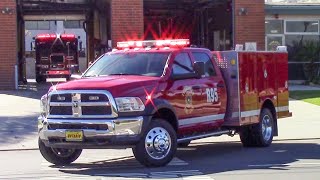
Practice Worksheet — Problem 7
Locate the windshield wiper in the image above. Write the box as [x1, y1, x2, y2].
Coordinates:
[107, 73, 141, 76]
[83, 73, 142, 77]
[83, 74, 98, 77]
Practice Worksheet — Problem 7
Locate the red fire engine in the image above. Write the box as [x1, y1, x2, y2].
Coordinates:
[38, 39, 291, 167]
[34, 34, 80, 83]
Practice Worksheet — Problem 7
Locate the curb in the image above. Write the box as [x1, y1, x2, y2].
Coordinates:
[0, 148, 38, 152]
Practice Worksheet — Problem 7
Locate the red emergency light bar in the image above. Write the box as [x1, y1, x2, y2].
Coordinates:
[61, 34, 76, 38]
[117, 39, 190, 49]
[36, 34, 57, 39]
[36, 34, 76, 40]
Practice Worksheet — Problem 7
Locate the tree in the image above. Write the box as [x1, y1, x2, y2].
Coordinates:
[291, 40, 320, 83]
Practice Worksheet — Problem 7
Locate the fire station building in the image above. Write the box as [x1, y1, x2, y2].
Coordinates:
[0, 0, 265, 90]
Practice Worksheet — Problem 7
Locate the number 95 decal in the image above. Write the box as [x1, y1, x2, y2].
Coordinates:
[206, 88, 219, 103]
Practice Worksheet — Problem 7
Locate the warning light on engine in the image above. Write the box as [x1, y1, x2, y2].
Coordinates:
[36, 34, 57, 39]
[61, 34, 76, 38]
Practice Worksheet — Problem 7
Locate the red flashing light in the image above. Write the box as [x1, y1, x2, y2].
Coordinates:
[37, 34, 56, 39]
[66, 56, 74, 60]
[61, 34, 76, 39]
[117, 39, 190, 49]
[144, 87, 156, 108]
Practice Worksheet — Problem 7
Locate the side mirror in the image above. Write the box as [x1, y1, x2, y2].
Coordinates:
[193, 61, 205, 78]
[31, 41, 35, 51]
[79, 41, 83, 51]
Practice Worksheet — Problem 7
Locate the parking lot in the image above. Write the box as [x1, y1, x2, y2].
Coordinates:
[0, 84, 320, 179]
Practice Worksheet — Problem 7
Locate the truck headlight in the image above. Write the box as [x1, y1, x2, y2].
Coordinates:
[115, 97, 145, 112]
[40, 94, 48, 116]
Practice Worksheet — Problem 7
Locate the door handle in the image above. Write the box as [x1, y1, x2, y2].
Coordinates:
[192, 86, 201, 90]
[217, 84, 224, 88]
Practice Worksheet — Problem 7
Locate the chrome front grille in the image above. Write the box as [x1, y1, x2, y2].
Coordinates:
[47, 90, 118, 119]
[51, 55, 64, 64]
[48, 124, 109, 130]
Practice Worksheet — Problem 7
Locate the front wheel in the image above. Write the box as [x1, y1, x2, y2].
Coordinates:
[38, 139, 82, 165]
[240, 108, 274, 147]
[132, 119, 177, 167]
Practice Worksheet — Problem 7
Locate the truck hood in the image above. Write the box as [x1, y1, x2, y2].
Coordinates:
[53, 75, 160, 97]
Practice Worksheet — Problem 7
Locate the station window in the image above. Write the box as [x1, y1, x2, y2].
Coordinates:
[25, 21, 50, 30]
[265, 20, 283, 34]
[285, 20, 319, 33]
[266, 36, 283, 51]
[63, 20, 83, 29]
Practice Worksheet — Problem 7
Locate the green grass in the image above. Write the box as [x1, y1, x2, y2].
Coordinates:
[290, 90, 320, 106]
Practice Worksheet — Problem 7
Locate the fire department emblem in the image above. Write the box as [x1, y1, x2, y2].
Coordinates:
[182, 86, 194, 114]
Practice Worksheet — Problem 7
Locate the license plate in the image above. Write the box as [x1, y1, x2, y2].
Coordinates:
[65, 130, 83, 142]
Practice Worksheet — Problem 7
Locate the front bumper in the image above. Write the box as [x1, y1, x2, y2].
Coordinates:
[38, 115, 150, 149]
[39, 70, 71, 77]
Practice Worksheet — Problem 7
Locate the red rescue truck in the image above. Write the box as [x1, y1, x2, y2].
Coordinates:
[34, 34, 80, 83]
[38, 39, 291, 167]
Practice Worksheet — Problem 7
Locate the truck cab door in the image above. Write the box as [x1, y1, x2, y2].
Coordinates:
[189, 51, 227, 132]
[165, 52, 204, 134]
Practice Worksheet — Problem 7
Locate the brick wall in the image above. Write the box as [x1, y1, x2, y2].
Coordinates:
[234, 0, 265, 50]
[110, 0, 144, 47]
[0, 0, 17, 90]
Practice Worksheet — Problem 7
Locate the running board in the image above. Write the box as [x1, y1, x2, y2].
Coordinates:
[177, 130, 232, 143]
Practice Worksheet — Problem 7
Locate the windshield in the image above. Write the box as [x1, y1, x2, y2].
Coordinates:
[36, 40, 78, 57]
[83, 52, 170, 77]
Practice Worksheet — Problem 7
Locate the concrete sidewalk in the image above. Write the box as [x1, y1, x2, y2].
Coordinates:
[1, 86, 320, 151]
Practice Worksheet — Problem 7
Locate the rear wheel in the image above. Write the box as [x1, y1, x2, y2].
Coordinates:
[132, 119, 177, 167]
[240, 108, 274, 147]
[38, 139, 82, 165]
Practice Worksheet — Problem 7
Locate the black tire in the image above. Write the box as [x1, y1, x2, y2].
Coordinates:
[240, 108, 274, 147]
[38, 139, 82, 165]
[132, 119, 177, 167]
[178, 141, 191, 148]
[66, 75, 71, 81]
[36, 75, 45, 83]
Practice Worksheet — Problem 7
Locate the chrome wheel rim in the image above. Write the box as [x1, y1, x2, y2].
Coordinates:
[262, 115, 272, 142]
[145, 127, 171, 160]
[51, 148, 75, 158]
